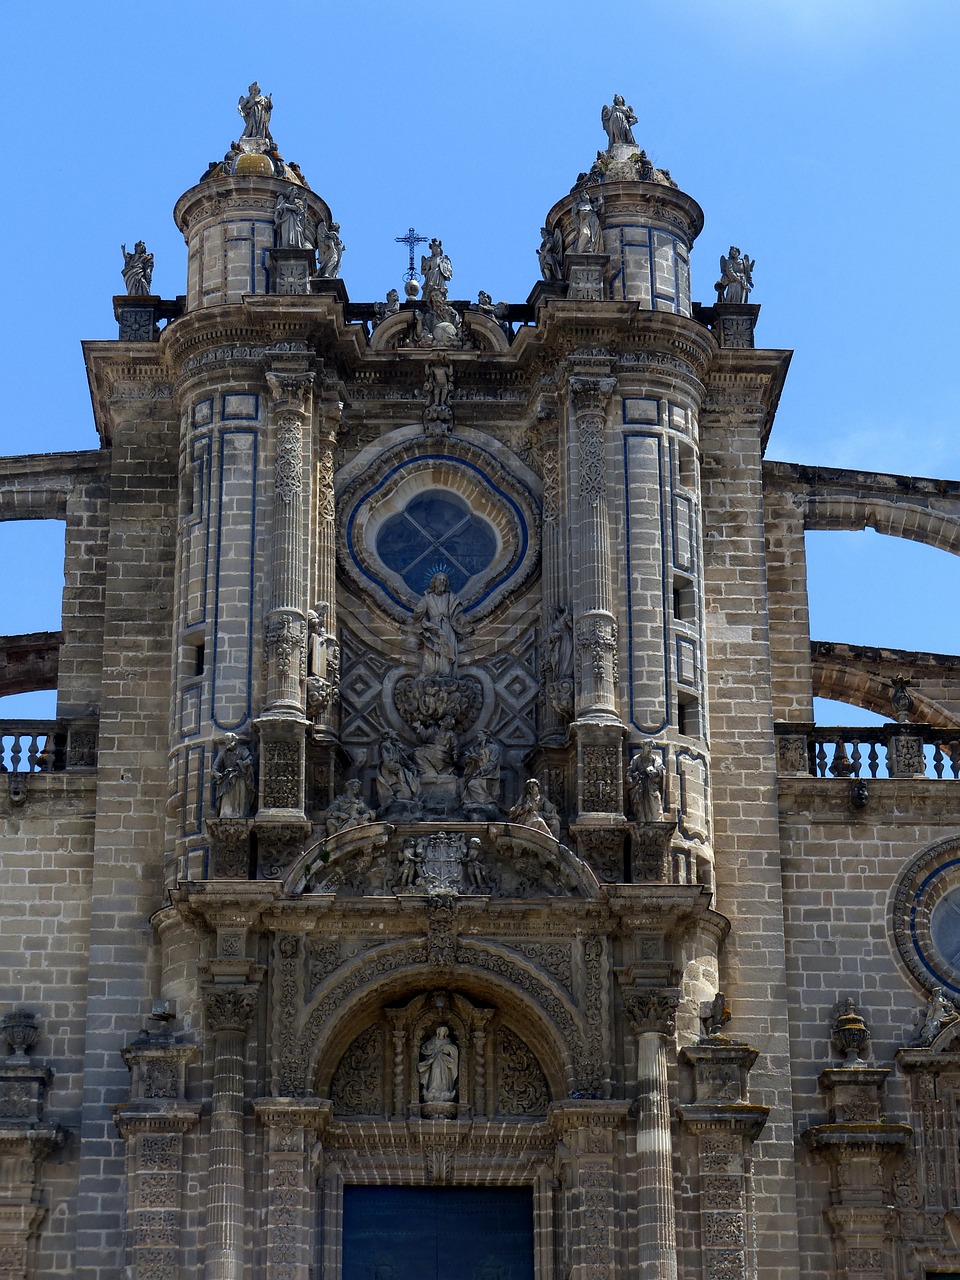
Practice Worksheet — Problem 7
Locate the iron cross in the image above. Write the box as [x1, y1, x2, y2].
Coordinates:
[395, 226, 429, 282]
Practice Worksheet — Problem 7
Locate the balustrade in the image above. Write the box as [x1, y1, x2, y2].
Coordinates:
[775, 724, 960, 780]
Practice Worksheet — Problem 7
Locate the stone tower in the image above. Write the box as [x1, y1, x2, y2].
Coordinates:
[4, 85, 960, 1280]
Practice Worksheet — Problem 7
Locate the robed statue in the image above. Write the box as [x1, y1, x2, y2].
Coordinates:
[715, 247, 755, 304]
[238, 83, 273, 142]
[121, 241, 154, 296]
[413, 573, 467, 677]
[601, 95, 638, 147]
[418, 1025, 459, 1103]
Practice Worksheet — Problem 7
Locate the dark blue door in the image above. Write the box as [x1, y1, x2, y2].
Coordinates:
[341, 1186, 535, 1280]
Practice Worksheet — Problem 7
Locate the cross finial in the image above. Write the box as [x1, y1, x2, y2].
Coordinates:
[395, 226, 430, 282]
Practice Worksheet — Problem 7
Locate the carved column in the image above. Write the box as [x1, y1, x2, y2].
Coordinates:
[550, 1103, 629, 1280]
[0, 1014, 65, 1280]
[253, 1099, 330, 1280]
[202, 984, 260, 1280]
[569, 374, 619, 725]
[114, 1031, 201, 1280]
[624, 990, 680, 1280]
[804, 1066, 911, 1280]
[678, 1036, 769, 1280]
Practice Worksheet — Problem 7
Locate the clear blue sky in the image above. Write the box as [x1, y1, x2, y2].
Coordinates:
[2, 0, 959, 723]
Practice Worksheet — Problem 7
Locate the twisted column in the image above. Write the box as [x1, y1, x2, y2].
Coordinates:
[625, 991, 680, 1280]
[569, 375, 619, 724]
[202, 984, 259, 1280]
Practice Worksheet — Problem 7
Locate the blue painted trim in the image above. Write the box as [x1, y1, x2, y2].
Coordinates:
[675, 635, 697, 688]
[220, 392, 260, 422]
[185, 434, 212, 629]
[622, 428, 670, 734]
[910, 857, 960, 995]
[211, 429, 257, 730]
[182, 744, 205, 838]
[345, 455, 529, 615]
[675, 746, 708, 844]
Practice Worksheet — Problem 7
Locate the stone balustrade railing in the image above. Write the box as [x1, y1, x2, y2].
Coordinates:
[775, 724, 960, 780]
[0, 720, 98, 773]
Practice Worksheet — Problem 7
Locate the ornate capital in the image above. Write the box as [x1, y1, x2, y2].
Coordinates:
[569, 375, 617, 418]
[624, 988, 679, 1039]
[202, 984, 259, 1035]
[265, 370, 315, 412]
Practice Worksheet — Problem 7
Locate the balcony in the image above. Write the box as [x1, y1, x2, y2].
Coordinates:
[0, 720, 97, 773]
[775, 724, 960, 780]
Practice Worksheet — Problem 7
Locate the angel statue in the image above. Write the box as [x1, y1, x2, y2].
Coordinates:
[715, 247, 755, 304]
[601, 94, 638, 148]
[421, 238, 454, 293]
[121, 241, 154, 296]
[538, 226, 563, 283]
[238, 82, 273, 142]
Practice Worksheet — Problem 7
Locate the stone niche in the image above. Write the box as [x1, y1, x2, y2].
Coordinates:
[328, 990, 549, 1121]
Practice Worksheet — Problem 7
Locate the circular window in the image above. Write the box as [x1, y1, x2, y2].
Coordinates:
[893, 838, 960, 997]
[377, 491, 497, 596]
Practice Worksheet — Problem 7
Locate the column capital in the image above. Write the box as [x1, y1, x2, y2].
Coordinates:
[568, 374, 617, 416]
[202, 983, 260, 1035]
[623, 987, 679, 1039]
[265, 369, 315, 412]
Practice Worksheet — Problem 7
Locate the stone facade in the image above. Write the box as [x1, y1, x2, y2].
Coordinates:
[2, 92, 960, 1280]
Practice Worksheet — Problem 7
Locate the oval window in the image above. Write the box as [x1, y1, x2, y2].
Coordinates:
[376, 491, 497, 596]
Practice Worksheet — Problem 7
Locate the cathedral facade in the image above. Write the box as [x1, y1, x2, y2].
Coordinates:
[2, 89, 960, 1280]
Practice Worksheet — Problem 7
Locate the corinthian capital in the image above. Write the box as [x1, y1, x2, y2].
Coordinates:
[569, 375, 617, 417]
[624, 988, 679, 1039]
[202, 984, 260, 1035]
[266, 370, 315, 412]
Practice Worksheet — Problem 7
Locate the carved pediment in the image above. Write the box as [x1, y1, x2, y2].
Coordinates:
[292, 821, 598, 899]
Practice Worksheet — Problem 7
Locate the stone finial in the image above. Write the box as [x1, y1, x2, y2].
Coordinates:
[890, 675, 915, 724]
[1, 1009, 39, 1063]
[831, 997, 870, 1064]
[701, 992, 732, 1040]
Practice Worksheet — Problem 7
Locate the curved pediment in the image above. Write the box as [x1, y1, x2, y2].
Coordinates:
[286, 821, 599, 900]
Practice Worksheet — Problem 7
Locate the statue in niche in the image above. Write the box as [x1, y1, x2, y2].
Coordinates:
[715, 247, 755, 304]
[418, 1025, 459, 1109]
[601, 94, 638, 148]
[317, 222, 344, 278]
[274, 189, 308, 249]
[325, 779, 375, 838]
[461, 731, 502, 818]
[627, 742, 665, 823]
[413, 715, 458, 782]
[461, 836, 492, 892]
[373, 288, 400, 328]
[421, 238, 453, 294]
[306, 605, 339, 721]
[547, 605, 574, 680]
[238, 83, 273, 142]
[212, 733, 256, 818]
[121, 241, 154, 296]
[422, 360, 454, 429]
[508, 778, 561, 840]
[413, 573, 468, 677]
[397, 838, 423, 890]
[375, 730, 421, 811]
[538, 226, 564, 283]
[573, 190, 604, 254]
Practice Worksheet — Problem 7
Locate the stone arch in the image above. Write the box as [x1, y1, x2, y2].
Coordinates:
[805, 495, 960, 557]
[812, 660, 958, 729]
[300, 941, 578, 1101]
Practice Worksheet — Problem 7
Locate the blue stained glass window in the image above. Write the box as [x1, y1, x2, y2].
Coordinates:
[377, 491, 497, 595]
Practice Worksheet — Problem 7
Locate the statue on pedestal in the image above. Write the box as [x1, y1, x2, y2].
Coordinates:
[421, 238, 453, 294]
[121, 242, 154, 296]
[715, 247, 755, 304]
[538, 226, 564, 283]
[274, 190, 308, 249]
[627, 742, 665, 823]
[318, 223, 344, 278]
[238, 83, 273, 144]
[418, 1025, 459, 1109]
[413, 573, 467, 677]
[601, 94, 638, 147]
[573, 191, 604, 254]
[212, 733, 256, 818]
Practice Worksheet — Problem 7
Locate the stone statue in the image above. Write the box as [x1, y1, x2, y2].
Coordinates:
[461, 837, 491, 892]
[212, 733, 256, 818]
[418, 1025, 459, 1104]
[413, 716, 458, 781]
[461, 731, 501, 815]
[238, 82, 273, 142]
[324, 779, 375, 837]
[918, 985, 960, 1045]
[375, 730, 421, 810]
[601, 94, 638, 148]
[417, 287, 462, 350]
[627, 742, 665, 823]
[476, 291, 510, 335]
[121, 242, 154, 296]
[508, 778, 561, 840]
[573, 191, 604, 254]
[397, 838, 423, 890]
[373, 288, 400, 328]
[547, 604, 574, 680]
[715, 247, 755, 304]
[317, 223, 344, 278]
[413, 573, 468, 677]
[274, 189, 308, 249]
[423, 361, 454, 413]
[538, 226, 563, 283]
[421, 238, 453, 293]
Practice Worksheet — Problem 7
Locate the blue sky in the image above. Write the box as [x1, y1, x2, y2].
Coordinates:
[2, 0, 959, 722]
